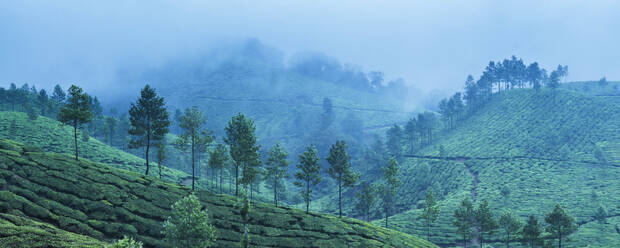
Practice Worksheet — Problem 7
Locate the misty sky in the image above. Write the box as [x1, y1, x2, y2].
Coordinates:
[1, 0, 619, 94]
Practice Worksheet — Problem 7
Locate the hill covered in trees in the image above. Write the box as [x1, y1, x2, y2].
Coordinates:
[0, 139, 436, 247]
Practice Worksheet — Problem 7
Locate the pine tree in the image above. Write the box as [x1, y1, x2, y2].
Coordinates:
[386, 125, 403, 159]
[453, 198, 474, 248]
[57, 85, 92, 161]
[224, 113, 261, 196]
[545, 204, 576, 248]
[264, 143, 289, 207]
[237, 189, 251, 248]
[521, 215, 542, 248]
[499, 211, 522, 248]
[175, 106, 213, 190]
[162, 193, 217, 248]
[355, 181, 374, 222]
[327, 140, 359, 217]
[294, 145, 321, 213]
[128, 85, 170, 175]
[420, 187, 440, 242]
[381, 157, 400, 228]
[475, 199, 498, 248]
[403, 118, 417, 154]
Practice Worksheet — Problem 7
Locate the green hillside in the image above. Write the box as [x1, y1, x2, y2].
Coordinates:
[0, 111, 194, 184]
[0, 212, 106, 248]
[370, 88, 620, 247]
[0, 138, 436, 248]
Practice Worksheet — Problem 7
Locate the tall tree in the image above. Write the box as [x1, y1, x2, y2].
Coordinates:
[420, 187, 440, 242]
[57, 85, 92, 161]
[327, 140, 359, 217]
[522, 215, 543, 248]
[176, 106, 213, 190]
[225, 113, 261, 196]
[381, 157, 400, 228]
[128, 85, 170, 175]
[320, 97, 335, 129]
[104, 116, 117, 145]
[475, 199, 498, 248]
[264, 143, 290, 207]
[499, 211, 522, 248]
[238, 189, 251, 248]
[162, 193, 217, 248]
[209, 144, 230, 194]
[545, 204, 576, 248]
[453, 198, 474, 248]
[355, 181, 374, 222]
[294, 145, 322, 213]
[37, 89, 49, 116]
[155, 142, 166, 180]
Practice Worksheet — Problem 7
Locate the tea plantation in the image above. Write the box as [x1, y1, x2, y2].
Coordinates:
[0, 139, 436, 247]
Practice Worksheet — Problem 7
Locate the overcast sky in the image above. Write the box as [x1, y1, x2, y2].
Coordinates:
[1, 0, 619, 94]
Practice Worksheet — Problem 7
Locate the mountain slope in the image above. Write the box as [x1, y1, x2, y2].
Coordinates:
[372, 88, 620, 247]
[0, 111, 192, 183]
[0, 139, 436, 248]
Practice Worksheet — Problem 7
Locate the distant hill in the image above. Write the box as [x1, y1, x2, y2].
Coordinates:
[0, 139, 436, 248]
[371, 88, 620, 247]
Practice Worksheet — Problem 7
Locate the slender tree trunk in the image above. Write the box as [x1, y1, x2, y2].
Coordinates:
[274, 175, 278, 207]
[191, 137, 195, 191]
[73, 120, 78, 160]
[338, 179, 342, 217]
[506, 233, 510, 248]
[559, 232, 562, 248]
[305, 178, 310, 213]
[385, 206, 388, 228]
[480, 234, 483, 248]
[235, 164, 239, 196]
[427, 220, 430, 241]
[220, 168, 223, 194]
[145, 131, 150, 175]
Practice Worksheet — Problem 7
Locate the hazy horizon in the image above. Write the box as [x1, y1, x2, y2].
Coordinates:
[1, 0, 619, 95]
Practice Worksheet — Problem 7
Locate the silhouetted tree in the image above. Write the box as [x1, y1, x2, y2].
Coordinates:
[545, 204, 576, 248]
[155, 142, 166, 179]
[499, 211, 521, 248]
[475, 199, 498, 248]
[264, 143, 289, 207]
[128, 85, 170, 176]
[294, 145, 321, 213]
[356, 181, 374, 222]
[381, 158, 400, 228]
[176, 106, 213, 190]
[327, 140, 359, 217]
[386, 125, 403, 159]
[420, 187, 440, 242]
[57, 85, 92, 160]
[209, 144, 230, 194]
[225, 113, 261, 196]
[454, 198, 474, 248]
[521, 215, 543, 248]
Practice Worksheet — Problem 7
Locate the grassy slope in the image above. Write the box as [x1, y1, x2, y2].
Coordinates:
[0, 213, 106, 248]
[370, 88, 620, 247]
[0, 139, 436, 248]
[0, 111, 194, 183]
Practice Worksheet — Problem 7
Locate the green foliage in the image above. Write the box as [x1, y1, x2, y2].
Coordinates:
[498, 211, 521, 248]
[224, 113, 261, 195]
[294, 145, 321, 213]
[107, 236, 143, 248]
[264, 143, 289, 207]
[128, 84, 170, 175]
[475, 199, 498, 247]
[162, 193, 217, 248]
[355, 181, 374, 222]
[453, 198, 474, 247]
[57, 85, 92, 160]
[521, 215, 543, 248]
[545, 204, 577, 248]
[594, 205, 607, 223]
[326, 140, 359, 217]
[208, 144, 230, 194]
[420, 187, 439, 242]
[175, 106, 213, 190]
[381, 157, 400, 228]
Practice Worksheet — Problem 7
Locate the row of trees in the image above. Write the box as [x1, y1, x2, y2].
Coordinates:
[453, 198, 576, 248]
[438, 57, 569, 130]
